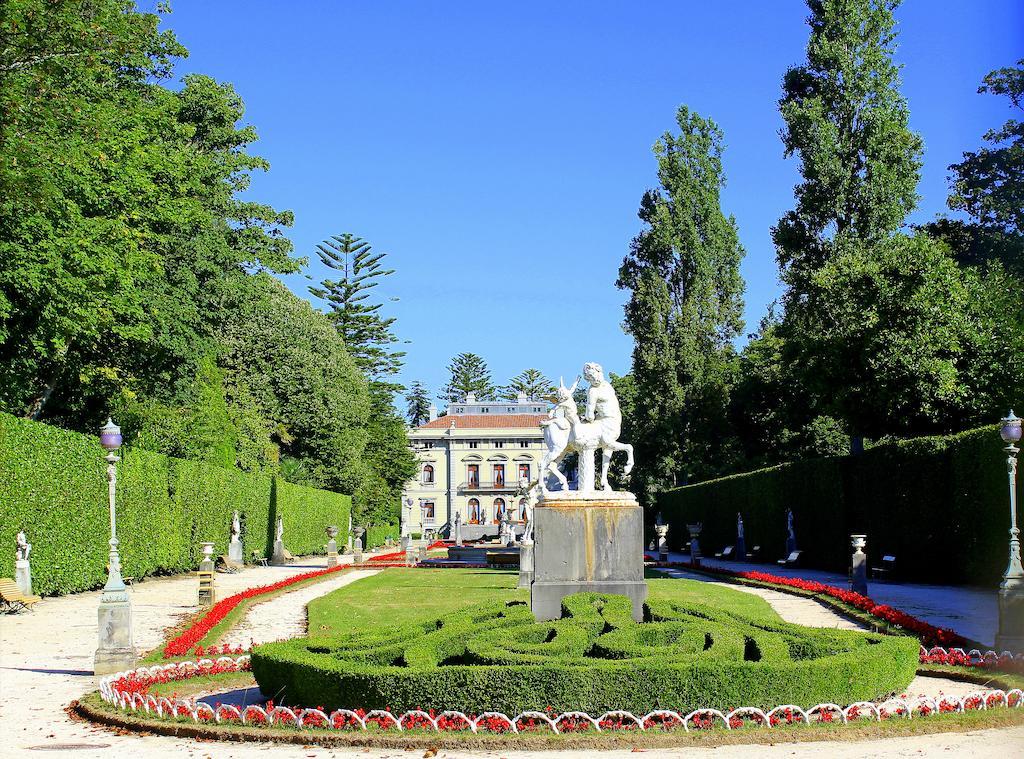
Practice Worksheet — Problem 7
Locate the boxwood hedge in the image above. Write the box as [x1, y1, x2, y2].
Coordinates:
[0, 413, 352, 596]
[250, 592, 918, 714]
[656, 424, 1010, 585]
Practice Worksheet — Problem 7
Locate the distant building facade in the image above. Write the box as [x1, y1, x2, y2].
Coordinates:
[402, 393, 547, 540]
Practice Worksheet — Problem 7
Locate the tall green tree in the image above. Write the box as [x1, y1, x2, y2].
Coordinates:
[442, 353, 495, 404]
[405, 381, 433, 426]
[773, 0, 922, 289]
[617, 105, 745, 500]
[501, 368, 555, 401]
[309, 234, 404, 382]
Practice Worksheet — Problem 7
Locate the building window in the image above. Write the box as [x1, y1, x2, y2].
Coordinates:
[481, 407, 490, 413]
[493, 498, 506, 523]
[520, 440, 530, 448]
[518, 498, 528, 523]
[468, 498, 481, 524]
[422, 464, 434, 484]
[468, 441, 479, 449]
[493, 464, 505, 487]
[494, 441, 504, 449]
[467, 464, 480, 488]
[455, 407, 464, 413]
[423, 501, 435, 521]
[533, 407, 542, 412]
[518, 463, 530, 482]
[424, 441, 434, 449]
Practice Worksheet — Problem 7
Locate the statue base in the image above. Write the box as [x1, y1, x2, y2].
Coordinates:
[530, 491, 646, 622]
[228, 540, 244, 565]
[95, 595, 135, 675]
[270, 540, 287, 566]
[15, 558, 31, 596]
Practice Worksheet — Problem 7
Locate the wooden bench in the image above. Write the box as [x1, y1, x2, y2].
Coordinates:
[714, 545, 735, 560]
[486, 552, 520, 568]
[777, 550, 802, 567]
[872, 555, 897, 580]
[251, 550, 269, 567]
[282, 549, 296, 563]
[0, 578, 42, 612]
[216, 554, 243, 573]
[748, 545, 762, 561]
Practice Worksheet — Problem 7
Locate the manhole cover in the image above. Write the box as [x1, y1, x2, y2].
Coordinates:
[27, 744, 112, 751]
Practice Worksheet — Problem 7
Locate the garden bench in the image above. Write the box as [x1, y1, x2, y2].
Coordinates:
[282, 549, 296, 563]
[216, 554, 243, 573]
[714, 545, 735, 560]
[749, 545, 762, 561]
[777, 550, 802, 567]
[0, 578, 42, 612]
[251, 551, 269, 567]
[871, 554, 897, 580]
[486, 552, 519, 568]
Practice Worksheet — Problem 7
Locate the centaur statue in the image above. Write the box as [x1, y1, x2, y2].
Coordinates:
[538, 362, 634, 494]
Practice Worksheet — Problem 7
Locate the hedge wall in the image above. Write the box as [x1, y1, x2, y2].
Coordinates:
[365, 522, 399, 549]
[251, 592, 917, 713]
[0, 413, 351, 596]
[655, 425, 1010, 585]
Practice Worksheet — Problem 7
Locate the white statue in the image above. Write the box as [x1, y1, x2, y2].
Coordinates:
[539, 362, 634, 493]
[786, 509, 795, 541]
[231, 511, 241, 542]
[15, 529, 31, 562]
[737, 512, 744, 539]
[275, 517, 284, 542]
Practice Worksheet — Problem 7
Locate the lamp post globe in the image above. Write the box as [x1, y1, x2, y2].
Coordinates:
[1000, 410, 1022, 445]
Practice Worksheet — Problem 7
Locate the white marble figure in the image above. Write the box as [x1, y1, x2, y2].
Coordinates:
[786, 509, 795, 542]
[275, 517, 284, 542]
[539, 362, 634, 493]
[737, 512, 744, 539]
[231, 511, 241, 542]
[15, 529, 31, 561]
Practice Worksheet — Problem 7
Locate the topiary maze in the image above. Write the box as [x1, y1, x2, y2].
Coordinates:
[251, 592, 918, 714]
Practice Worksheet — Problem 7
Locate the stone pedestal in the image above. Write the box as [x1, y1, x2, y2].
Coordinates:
[15, 558, 31, 596]
[228, 539, 244, 565]
[530, 492, 647, 622]
[686, 523, 703, 566]
[326, 540, 339, 567]
[996, 580, 1024, 654]
[454, 519, 463, 547]
[655, 524, 669, 563]
[94, 572, 135, 675]
[736, 536, 746, 560]
[517, 539, 534, 589]
[417, 544, 427, 562]
[270, 539, 287, 566]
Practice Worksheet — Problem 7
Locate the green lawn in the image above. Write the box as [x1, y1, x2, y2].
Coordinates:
[307, 568, 783, 636]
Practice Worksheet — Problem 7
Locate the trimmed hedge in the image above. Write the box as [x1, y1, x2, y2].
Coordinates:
[251, 592, 918, 714]
[656, 425, 1010, 585]
[0, 413, 350, 596]
[365, 522, 398, 549]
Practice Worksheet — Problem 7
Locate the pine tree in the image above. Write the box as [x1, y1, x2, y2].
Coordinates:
[500, 368, 555, 401]
[405, 381, 433, 426]
[442, 353, 495, 404]
[309, 234, 405, 382]
[617, 105, 745, 499]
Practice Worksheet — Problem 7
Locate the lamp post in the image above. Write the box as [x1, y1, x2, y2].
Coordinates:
[94, 418, 136, 675]
[997, 411, 1024, 653]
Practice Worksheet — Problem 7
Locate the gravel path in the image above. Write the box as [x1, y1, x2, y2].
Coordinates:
[220, 568, 378, 649]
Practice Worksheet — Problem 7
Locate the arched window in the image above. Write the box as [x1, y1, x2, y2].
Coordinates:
[468, 498, 481, 524]
[517, 497, 528, 523]
[422, 464, 434, 484]
[518, 463, 530, 482]
[493, 498, 506, 524]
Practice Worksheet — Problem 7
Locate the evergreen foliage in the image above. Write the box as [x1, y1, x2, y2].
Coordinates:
[442, 353, 496, 404]
[500, 368, 556, 401]
[405, 381, 433, 426]
[617, 106, 745, 500]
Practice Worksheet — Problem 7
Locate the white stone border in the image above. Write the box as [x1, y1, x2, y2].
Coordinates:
[920, 644, 1024, 666]
[95, 656, 1024, 734]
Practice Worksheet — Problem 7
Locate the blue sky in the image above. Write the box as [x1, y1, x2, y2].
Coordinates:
[162, 1, 1022, 404]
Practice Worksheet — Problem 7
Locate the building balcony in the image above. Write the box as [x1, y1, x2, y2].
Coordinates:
[458, 480, 519, 492]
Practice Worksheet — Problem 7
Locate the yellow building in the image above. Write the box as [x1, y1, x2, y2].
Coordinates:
[402, 393, 547, 540]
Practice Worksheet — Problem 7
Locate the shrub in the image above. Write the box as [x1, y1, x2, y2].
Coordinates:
[365, 522, 398, 549]
[656, 424, 1010, 584]
[0, 412, 351, 595]
[251, 592, 918, 714]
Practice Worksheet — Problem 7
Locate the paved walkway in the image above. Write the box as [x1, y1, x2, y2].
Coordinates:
[666, 551, 999, 647]
[0, 556, 1017, 757]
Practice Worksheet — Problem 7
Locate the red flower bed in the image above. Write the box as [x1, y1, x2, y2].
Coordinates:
[163, 565, 347, 657]
[364, 540, 447, 564]
[653, 559, 970, 649]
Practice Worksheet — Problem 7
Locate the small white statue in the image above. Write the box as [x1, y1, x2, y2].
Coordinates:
[737, 512, 744, 539]
[276, 517, 284, 542]
[231, 511, 241, 541]
[15, 529, 31, 562]
[786, 509, 795, 542]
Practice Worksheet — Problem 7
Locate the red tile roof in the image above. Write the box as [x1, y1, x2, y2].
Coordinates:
[416, 414, 546, 430]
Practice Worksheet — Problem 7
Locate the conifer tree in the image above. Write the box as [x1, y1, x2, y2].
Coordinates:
[309, 234, 405, 382]
[442, 353, 495, 404]
[405, 381, 433, 426]
[501, 368, 555, 401]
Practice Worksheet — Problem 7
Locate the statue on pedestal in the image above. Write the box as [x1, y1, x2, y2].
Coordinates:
[539, 363, 634, 493]
[15, 529, 31, 562]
